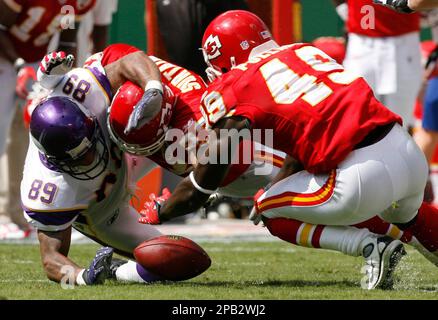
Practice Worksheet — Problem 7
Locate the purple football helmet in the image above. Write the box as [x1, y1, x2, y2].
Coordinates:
[30, 96, 109, 180]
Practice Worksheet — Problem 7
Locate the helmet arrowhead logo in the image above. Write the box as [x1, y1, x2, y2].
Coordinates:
[204, 35, 222, 60]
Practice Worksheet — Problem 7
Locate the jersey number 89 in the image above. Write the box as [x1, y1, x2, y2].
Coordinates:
[28, 180, 58, 204]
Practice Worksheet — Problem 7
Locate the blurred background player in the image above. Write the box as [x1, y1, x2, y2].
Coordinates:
[0, 0, 97, 239]
[333, 0, 423, 130]
[412, 39, 438, 202]
[49, 0, 118, 66]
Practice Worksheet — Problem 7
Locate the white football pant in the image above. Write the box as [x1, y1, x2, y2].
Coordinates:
[344, 32, 422, 128]
[257, 124, 428, 226]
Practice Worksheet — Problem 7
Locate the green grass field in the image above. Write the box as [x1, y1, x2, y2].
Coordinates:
[1, 241, 438, 300]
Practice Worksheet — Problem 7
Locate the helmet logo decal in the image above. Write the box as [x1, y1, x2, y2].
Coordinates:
[260, 30, 271, 39]
[240, 41, 250, 50]
[204, 34, 223, 60]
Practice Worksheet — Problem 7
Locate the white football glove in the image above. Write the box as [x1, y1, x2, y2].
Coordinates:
[37, 51, 75, 90]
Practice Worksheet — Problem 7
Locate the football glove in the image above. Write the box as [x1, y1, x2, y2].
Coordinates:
[15, 66, 37, 99]
[372, 0, 414, 13]
[124, 84, 163, 134]
[23, 82, 50, 128]
[37, 51, 75, 89]
[39, 51, 75, 75]
[248, 188, 267, 226]
[80, 247, 113, 285]
[138, 188, 172, 225]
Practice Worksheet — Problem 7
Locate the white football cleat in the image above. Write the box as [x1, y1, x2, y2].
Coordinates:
[360, 235, 406, 290]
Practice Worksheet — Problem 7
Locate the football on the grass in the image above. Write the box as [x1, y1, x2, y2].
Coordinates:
[134, 235, 211, 281]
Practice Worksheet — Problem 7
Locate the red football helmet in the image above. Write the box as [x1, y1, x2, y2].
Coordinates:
[312, 37, 346, 65]
[202, 10, 273, 74]
[108, 81, 175, 156]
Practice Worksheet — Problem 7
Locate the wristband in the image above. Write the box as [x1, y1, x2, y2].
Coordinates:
[76, 269, 87, 286]
[145, 80, 163, 93]
[189, 171, 217, 195]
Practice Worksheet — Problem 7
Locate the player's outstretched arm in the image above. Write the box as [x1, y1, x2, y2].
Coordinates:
[156, 117, 250, 223]
[38, 227, 81, 283]
[105, 51, 164, 133]
[38, 228, 113, 285]
[105, 51, 162, 95]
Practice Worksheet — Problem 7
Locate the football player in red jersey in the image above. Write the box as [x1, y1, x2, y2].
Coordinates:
[108, 45, 438, 275]
[132, 10, 438, 289]
[0, 0, 96, 239]
[108, 57, 287, 200]
[333, 0, 423, 130]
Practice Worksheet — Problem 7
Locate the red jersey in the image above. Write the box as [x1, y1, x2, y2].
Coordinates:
[347, 0, 420, 37]
[200, 43, 402, 174]
[148, 56, 207, 177]
[95, 44, 250, 185]
[6, 0, 96, 62]
[100, 43, 140, 66]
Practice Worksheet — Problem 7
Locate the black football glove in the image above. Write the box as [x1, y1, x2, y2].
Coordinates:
[81, 247, 114, 285]
[124, 88, 163, 134]
[373, 0, 415, 13]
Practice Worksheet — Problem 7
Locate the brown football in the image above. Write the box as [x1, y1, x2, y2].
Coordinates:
[133, 235, 211, 281]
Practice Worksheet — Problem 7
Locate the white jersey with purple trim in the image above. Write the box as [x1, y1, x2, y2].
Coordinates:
[21, 64, 159, 252]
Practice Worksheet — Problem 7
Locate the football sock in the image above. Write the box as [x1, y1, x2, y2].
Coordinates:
[115, 260, 163, 283]
[265, 218, 372, 256]
[353, 216, 413, 244]
[264, 218, 323, 247]
[398, 202, 438, 253]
